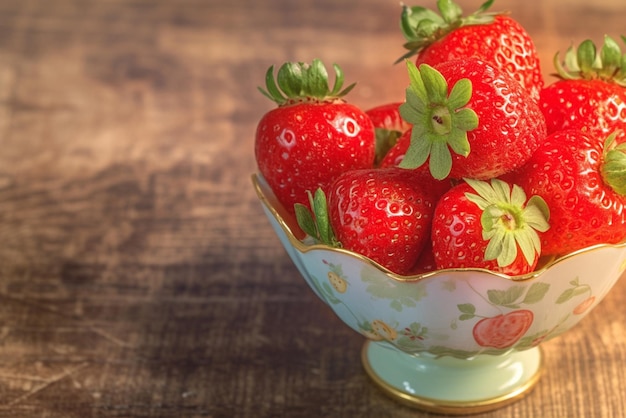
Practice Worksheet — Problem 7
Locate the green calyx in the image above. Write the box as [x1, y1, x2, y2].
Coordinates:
[294, 189, 340, 247]
[398, 60, 478, 180]
[397, 0, 498, 62]
[553, 35, 626, 86]
[374, 127, 403, 166]
[464, 178, 550, 268]
[258, 59, 356, 105]
[601, 132, 626, 195]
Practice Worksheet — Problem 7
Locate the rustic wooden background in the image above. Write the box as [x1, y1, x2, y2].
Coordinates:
[0, 0, 624, 417]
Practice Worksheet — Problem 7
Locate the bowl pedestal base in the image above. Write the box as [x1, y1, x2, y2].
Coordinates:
[361, 341, 543, 415]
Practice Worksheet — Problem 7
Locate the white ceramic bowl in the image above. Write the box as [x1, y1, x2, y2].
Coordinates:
[252, 173, 626, 414]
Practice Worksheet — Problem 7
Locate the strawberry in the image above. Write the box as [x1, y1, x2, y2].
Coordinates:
[295, 167, 436, 275]
[398, 59, 546, 180]
[431, 178, 550, 275]
[540, 36, 626, 143]
[513, 130, 626, 255]
[365, 102, 412, 165]
[408, 241, 437, 275]
[398, 0, 543, 101]
[255, 59, 375, 215]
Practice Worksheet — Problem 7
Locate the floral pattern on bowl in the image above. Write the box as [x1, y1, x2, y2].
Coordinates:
[252, 173, 626, 412]
[253, 173, 626, 357]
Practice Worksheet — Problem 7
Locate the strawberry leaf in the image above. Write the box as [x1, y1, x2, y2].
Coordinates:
[601, 132, 626, 195]
[258, 59, 356, 105]
[476, 0, 495, 14]
[374, 127, 403, 166]
[306, 60, 329, 96]
[553, 35, 626, 86]
[406, 59, 429, 99]
[399, 61, 478, 179]
[397, 0, 497, 62]
[577, 39, 597, 74]
[448, 78, 472, 109]
[600, 35, 622, 77]
[258, 65, 287, 103]
[430, 141, 453, 180]
[446, 125, 471, 158]
[564, 45, 580, 72]
[438, 0, 463, 24]
[331, 63, 356, 97]
[294, 203, 317, 238]
[421, 59, 449, 103]
[400, 127, 431, 170]
[464, 178, 550, 268]
[523, 196, 551, 233]
[294, 189, 340, 247]
[310, 189, 334, 246]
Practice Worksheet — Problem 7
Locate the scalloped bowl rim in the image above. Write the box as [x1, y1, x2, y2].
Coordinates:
[252, 173, 626, 283]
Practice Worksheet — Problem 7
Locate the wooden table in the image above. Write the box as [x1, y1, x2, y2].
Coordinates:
[0, 0, 624, 416]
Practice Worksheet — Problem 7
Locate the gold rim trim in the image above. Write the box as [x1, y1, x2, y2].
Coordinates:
[252, 173, 626, 284]
[360, 341, 543, 415]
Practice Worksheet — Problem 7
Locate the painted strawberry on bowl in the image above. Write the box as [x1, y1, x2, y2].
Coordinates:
[252, 1, 626, 414]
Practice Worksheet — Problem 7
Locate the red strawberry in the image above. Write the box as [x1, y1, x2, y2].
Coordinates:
[365, 102, 412, 165]
[408, 241, 437, 275]
[472, 310, 534, 349]
[540, 36, 626, 143]
[513, 130, 626, 255]
[431, 178, 550, 275]
[255, 59, 375, 215]
[398, 0, 543, 101]
[398, 59, 546, 180]
[295, 167, 436, 275]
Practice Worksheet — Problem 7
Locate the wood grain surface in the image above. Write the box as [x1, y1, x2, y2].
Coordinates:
[0, 0, 624, 417]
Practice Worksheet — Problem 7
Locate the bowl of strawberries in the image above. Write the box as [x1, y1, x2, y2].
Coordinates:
[252, 1, 626, 414]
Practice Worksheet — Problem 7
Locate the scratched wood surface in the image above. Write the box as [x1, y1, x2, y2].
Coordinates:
[0, 0, 624, 417]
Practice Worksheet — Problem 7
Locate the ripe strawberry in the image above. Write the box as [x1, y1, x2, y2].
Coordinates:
[540, 36, 626, 143]
[408, 241, 437, 275]
[365, 102, 412, 165]
[431, 178, 550, 275]
[398, 0, 543, 101]
[255, 59, 375, 215]
[398, 59, 546, 180]
[295, 167, 436, 275]
[513, 130, 626, 255]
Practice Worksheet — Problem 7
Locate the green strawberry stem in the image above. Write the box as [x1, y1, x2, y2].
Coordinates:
[258, 59, 356, 106]
[294, 189, 340, 247]
[374, 128, 403, 166]
[601, 132, 626, 195]
[398, 60, 478, 180]
[553, 35, 626, 86]
[464, 178, 550, 268]
[397, 0, 498, 62]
